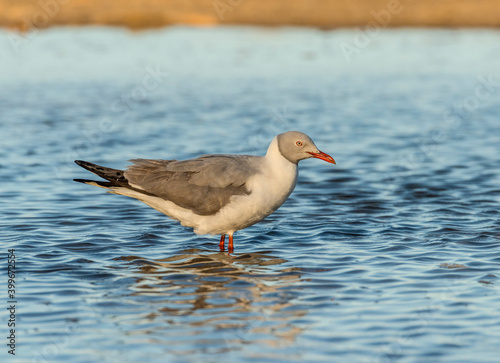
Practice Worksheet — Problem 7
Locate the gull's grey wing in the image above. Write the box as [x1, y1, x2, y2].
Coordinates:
[124, 155, 261, 215]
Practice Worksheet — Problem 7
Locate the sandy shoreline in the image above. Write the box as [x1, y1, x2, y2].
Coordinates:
[1, 0, 500, 30]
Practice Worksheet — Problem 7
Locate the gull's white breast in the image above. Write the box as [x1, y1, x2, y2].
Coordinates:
[194, 138, 298, 235]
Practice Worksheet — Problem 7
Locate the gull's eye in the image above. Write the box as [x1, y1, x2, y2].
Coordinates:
[296, 141, 303, 147]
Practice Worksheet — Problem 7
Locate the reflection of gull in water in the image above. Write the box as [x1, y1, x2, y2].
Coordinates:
[114, 249, 306, 352]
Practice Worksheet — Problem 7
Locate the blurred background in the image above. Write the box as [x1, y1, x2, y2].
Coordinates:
[2, 1, 500, 363]
[2, 0, 500, 29]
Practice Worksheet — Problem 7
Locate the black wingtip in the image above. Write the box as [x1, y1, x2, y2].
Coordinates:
[73, 178, 89, 183]
[74, 160, 100, 173]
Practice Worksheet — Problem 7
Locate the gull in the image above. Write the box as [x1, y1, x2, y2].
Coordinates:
[74, 131, 335, 252]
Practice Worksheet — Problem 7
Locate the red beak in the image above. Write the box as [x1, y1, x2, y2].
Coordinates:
[307, 151, 336, 164]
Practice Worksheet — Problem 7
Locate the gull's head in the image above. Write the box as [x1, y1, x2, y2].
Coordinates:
[276, 131, 336, 165]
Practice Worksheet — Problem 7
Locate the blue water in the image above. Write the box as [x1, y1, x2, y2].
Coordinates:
[1, 27, 500, 363]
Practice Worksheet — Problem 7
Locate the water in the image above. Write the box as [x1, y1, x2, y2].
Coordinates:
[1, 27, 500, 363]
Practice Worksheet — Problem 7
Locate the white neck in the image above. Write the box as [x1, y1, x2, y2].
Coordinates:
[265, 137, 291, 164]
[263, 137, 298, 181]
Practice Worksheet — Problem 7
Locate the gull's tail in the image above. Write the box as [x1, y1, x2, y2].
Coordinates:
[74, 160, 169, 220]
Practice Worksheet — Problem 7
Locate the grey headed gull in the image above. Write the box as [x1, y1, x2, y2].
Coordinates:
[74, 131, 335, 252]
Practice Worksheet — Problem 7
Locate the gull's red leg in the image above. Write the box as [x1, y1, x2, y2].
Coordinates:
[228, 234, 234, 253]
[219, 234, 226, 251]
